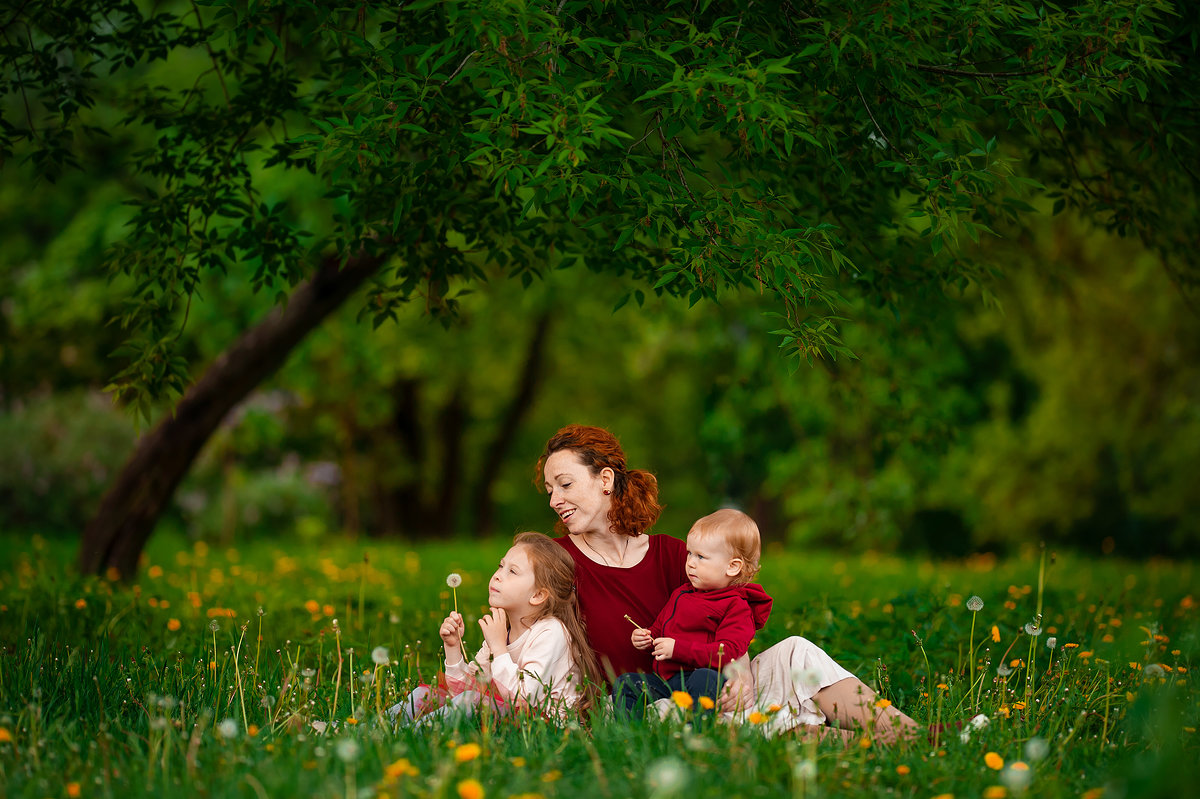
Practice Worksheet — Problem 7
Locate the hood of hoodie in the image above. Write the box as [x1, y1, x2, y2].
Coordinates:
[697, 583, 773, 630]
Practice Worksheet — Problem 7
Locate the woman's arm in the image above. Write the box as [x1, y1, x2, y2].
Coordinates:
[718, 653, 755, 712]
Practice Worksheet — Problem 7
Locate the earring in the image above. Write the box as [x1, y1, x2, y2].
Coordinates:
[603, 489, 611, 495]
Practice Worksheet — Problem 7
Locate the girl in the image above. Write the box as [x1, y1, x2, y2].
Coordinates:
[391, 532, 602, 724]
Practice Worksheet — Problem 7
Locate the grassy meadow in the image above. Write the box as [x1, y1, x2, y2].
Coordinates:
[0, 532, 1197, 799]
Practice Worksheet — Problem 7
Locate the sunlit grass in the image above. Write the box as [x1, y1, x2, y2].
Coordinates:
[0, 532, 1197, 798]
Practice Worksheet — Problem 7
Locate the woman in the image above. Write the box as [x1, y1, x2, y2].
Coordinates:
[538, 424, 920, 744]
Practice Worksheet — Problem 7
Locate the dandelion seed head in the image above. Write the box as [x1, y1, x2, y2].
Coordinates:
[1144, 664, 1166, 678]
[997, 662, 1013, 677]
[646, 756, 689, 796]
[446, 573, 463, 588]
[791, 667, 822, 688]
[1024, 622, 1043, 636]
[960, 713, 990, 743]
[1024, 737, 1049, 762]
[793, 759, 817, 780]
[209, 620, 220, 632]
[372, 646, 390, 665]
[336, 738, 361, 763]
[217, 718, 239, 739]
[967, 596, 984, 612]
[1046, 637, 1057, 650]
[1000, 761, 1033, 792]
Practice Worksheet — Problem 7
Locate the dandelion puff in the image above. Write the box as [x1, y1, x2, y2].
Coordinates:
[960, 713, 990, 743]
[646, 756, 689, 797]
[1000, 761, 1032, 792]
[1144, 664, 1166, 678]
[446, 573, 463, 588]
[791, 667, 822, 688]
[336, 738, 361, 763]
[301, 668, 316, 678]
[793, 759, 817, 780]
[1024, 737, 1049, 762]
[997, 662, 1013, 677]
[372, 646, 389, 665]
[967, 596, 984, 612]
[1046, 637, 1057, 650]
[209, 620, 220, 633]
[1024, 622, 1043, 636]
[724, 660, 749, 682]
[217, 718, 239, 739]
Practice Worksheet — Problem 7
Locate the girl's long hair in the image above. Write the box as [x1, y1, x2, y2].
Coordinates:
[537, 424, 662, 537]
[512, 531, 604, 714]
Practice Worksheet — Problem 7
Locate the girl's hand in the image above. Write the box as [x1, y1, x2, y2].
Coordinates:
[478, 607, 509, 653]
[651, 637, 676, 661]
[631, 628, 653, 650]
[439, 611, 465, 648]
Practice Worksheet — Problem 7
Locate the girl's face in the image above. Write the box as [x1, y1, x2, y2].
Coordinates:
[488, 545, 540, 611]
[685, 530, 741, 591]
[542, 449, 614, 536]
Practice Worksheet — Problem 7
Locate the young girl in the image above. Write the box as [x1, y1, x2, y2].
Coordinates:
[391, 532, 602, 723]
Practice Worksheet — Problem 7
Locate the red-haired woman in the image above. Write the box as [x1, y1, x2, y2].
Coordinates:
[539, 424, 920, 744]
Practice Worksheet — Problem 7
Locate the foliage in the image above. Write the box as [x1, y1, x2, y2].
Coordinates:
[1, 533, 1197, 798]
[2, 0, 1195, 421]
[0, 392, 136, 533]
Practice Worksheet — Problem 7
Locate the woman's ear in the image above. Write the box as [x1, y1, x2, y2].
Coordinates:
[529, 587, 550, 607]
[599, 467, 616, 493]
[725, 558, 744, 579]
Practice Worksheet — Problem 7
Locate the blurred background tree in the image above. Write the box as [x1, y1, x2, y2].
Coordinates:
[1, 0, 1197, 573]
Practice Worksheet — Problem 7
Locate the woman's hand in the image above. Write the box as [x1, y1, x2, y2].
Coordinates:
[439, 612, 465, 650]
[719, 654, 755, 712]
[631, 628, 653, 650]
[651, 637, 676, 661]
[478, 607, 509, 653]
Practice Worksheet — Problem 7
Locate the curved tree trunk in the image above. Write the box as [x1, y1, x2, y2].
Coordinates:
[78, 251, 386, 578]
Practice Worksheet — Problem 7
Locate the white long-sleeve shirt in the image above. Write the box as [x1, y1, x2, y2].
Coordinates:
[444, 617, 584, 718]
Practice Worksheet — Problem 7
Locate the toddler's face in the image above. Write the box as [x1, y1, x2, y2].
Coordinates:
[684, 530, 739, 590]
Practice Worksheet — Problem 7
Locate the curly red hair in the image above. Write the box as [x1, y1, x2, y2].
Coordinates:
[537, 424, 662, 538]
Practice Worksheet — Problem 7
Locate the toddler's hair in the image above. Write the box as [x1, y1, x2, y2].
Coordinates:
[511, 531, 604, 712]
[689, 508, 761, 585]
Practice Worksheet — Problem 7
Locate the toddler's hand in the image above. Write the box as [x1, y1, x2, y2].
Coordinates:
[631, 628, 653, 650]
[652, 637, 676, 661]
[439, 611, 465, 648]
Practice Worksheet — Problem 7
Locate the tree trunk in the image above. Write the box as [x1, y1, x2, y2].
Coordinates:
[78, 251, 386, 578]
[471, 311, 553, 535]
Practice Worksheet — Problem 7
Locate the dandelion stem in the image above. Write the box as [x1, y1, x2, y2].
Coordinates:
[968, 611, 979, 710]
[234, 627, 249, 733]
[332, 626, 343, 723]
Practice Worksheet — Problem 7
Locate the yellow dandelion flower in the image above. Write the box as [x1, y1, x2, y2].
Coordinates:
[457, 778, 485, 799]
[75, 599, 87, 609]
[304, 600, 320, 614]
[998, 705, 1010, 718]
[148, 565, 164, 578]
[541, 770, 562, 783]
[748, 711, 767, 725]
[510, 757, 526, 768]
[1063, 643, 1079, 649]
[858, 736, 872, 749]
[991, 625, 1001, 643]
[67, 783, 81, 798]
[1081, 789, 1104, 799]
[1010, 761, 1029, 771]
[895, 764, 910, 776]
[455, 742, 482, 763]
[247, 724, 259, 737]
[384, 758, 419, 779]
[671, 691, 694, 710]
[698, 696, 715, 710]
[323, 604, 335, 617]
[345, 717, 358, 725]
[983, 786, 1006, 799]
[167, 618, 181, 631]
[984, 752, 1004, 770]
[931, 794, 954, 799]
[1079, 651, 1093, 659]
[0, 728, 12, 743]
[874, 698, 892, 709]
[1012, 702, 1026, 711]
[768, 703, 783, 714]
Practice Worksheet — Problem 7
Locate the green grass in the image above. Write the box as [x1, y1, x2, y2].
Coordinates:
[1, 531, 1197, 798]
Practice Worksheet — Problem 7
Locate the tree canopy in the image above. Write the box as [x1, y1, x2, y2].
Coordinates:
[3, 0, 1198, 575]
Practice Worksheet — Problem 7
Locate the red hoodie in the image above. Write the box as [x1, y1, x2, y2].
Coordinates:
[648, 583, 773, 680]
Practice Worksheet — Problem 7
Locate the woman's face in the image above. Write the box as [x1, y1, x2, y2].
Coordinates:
[543, 449, 614, 536]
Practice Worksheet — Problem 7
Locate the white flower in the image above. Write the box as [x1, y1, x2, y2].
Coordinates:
[997, 662, 1013, 677]
[1046, 637, 1057, 650]
[446, 573, 462, 588]
[1024, 736, 1049, 762]
[335, 738, 361, 763]
[1143, 664, 1166, 678]
[209, 619, 220, 633]
[959, 713, 990, 743]
[1024, 622, 1042, 636]
[646, 756, 688, 797]
[217, 718, 239, 739]
[967, 596, 984, 612]
[372, 646, 389, 665]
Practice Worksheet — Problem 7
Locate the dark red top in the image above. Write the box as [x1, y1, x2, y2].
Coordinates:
[555, 534, 688, 681]
[648, 582, 773, 679]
